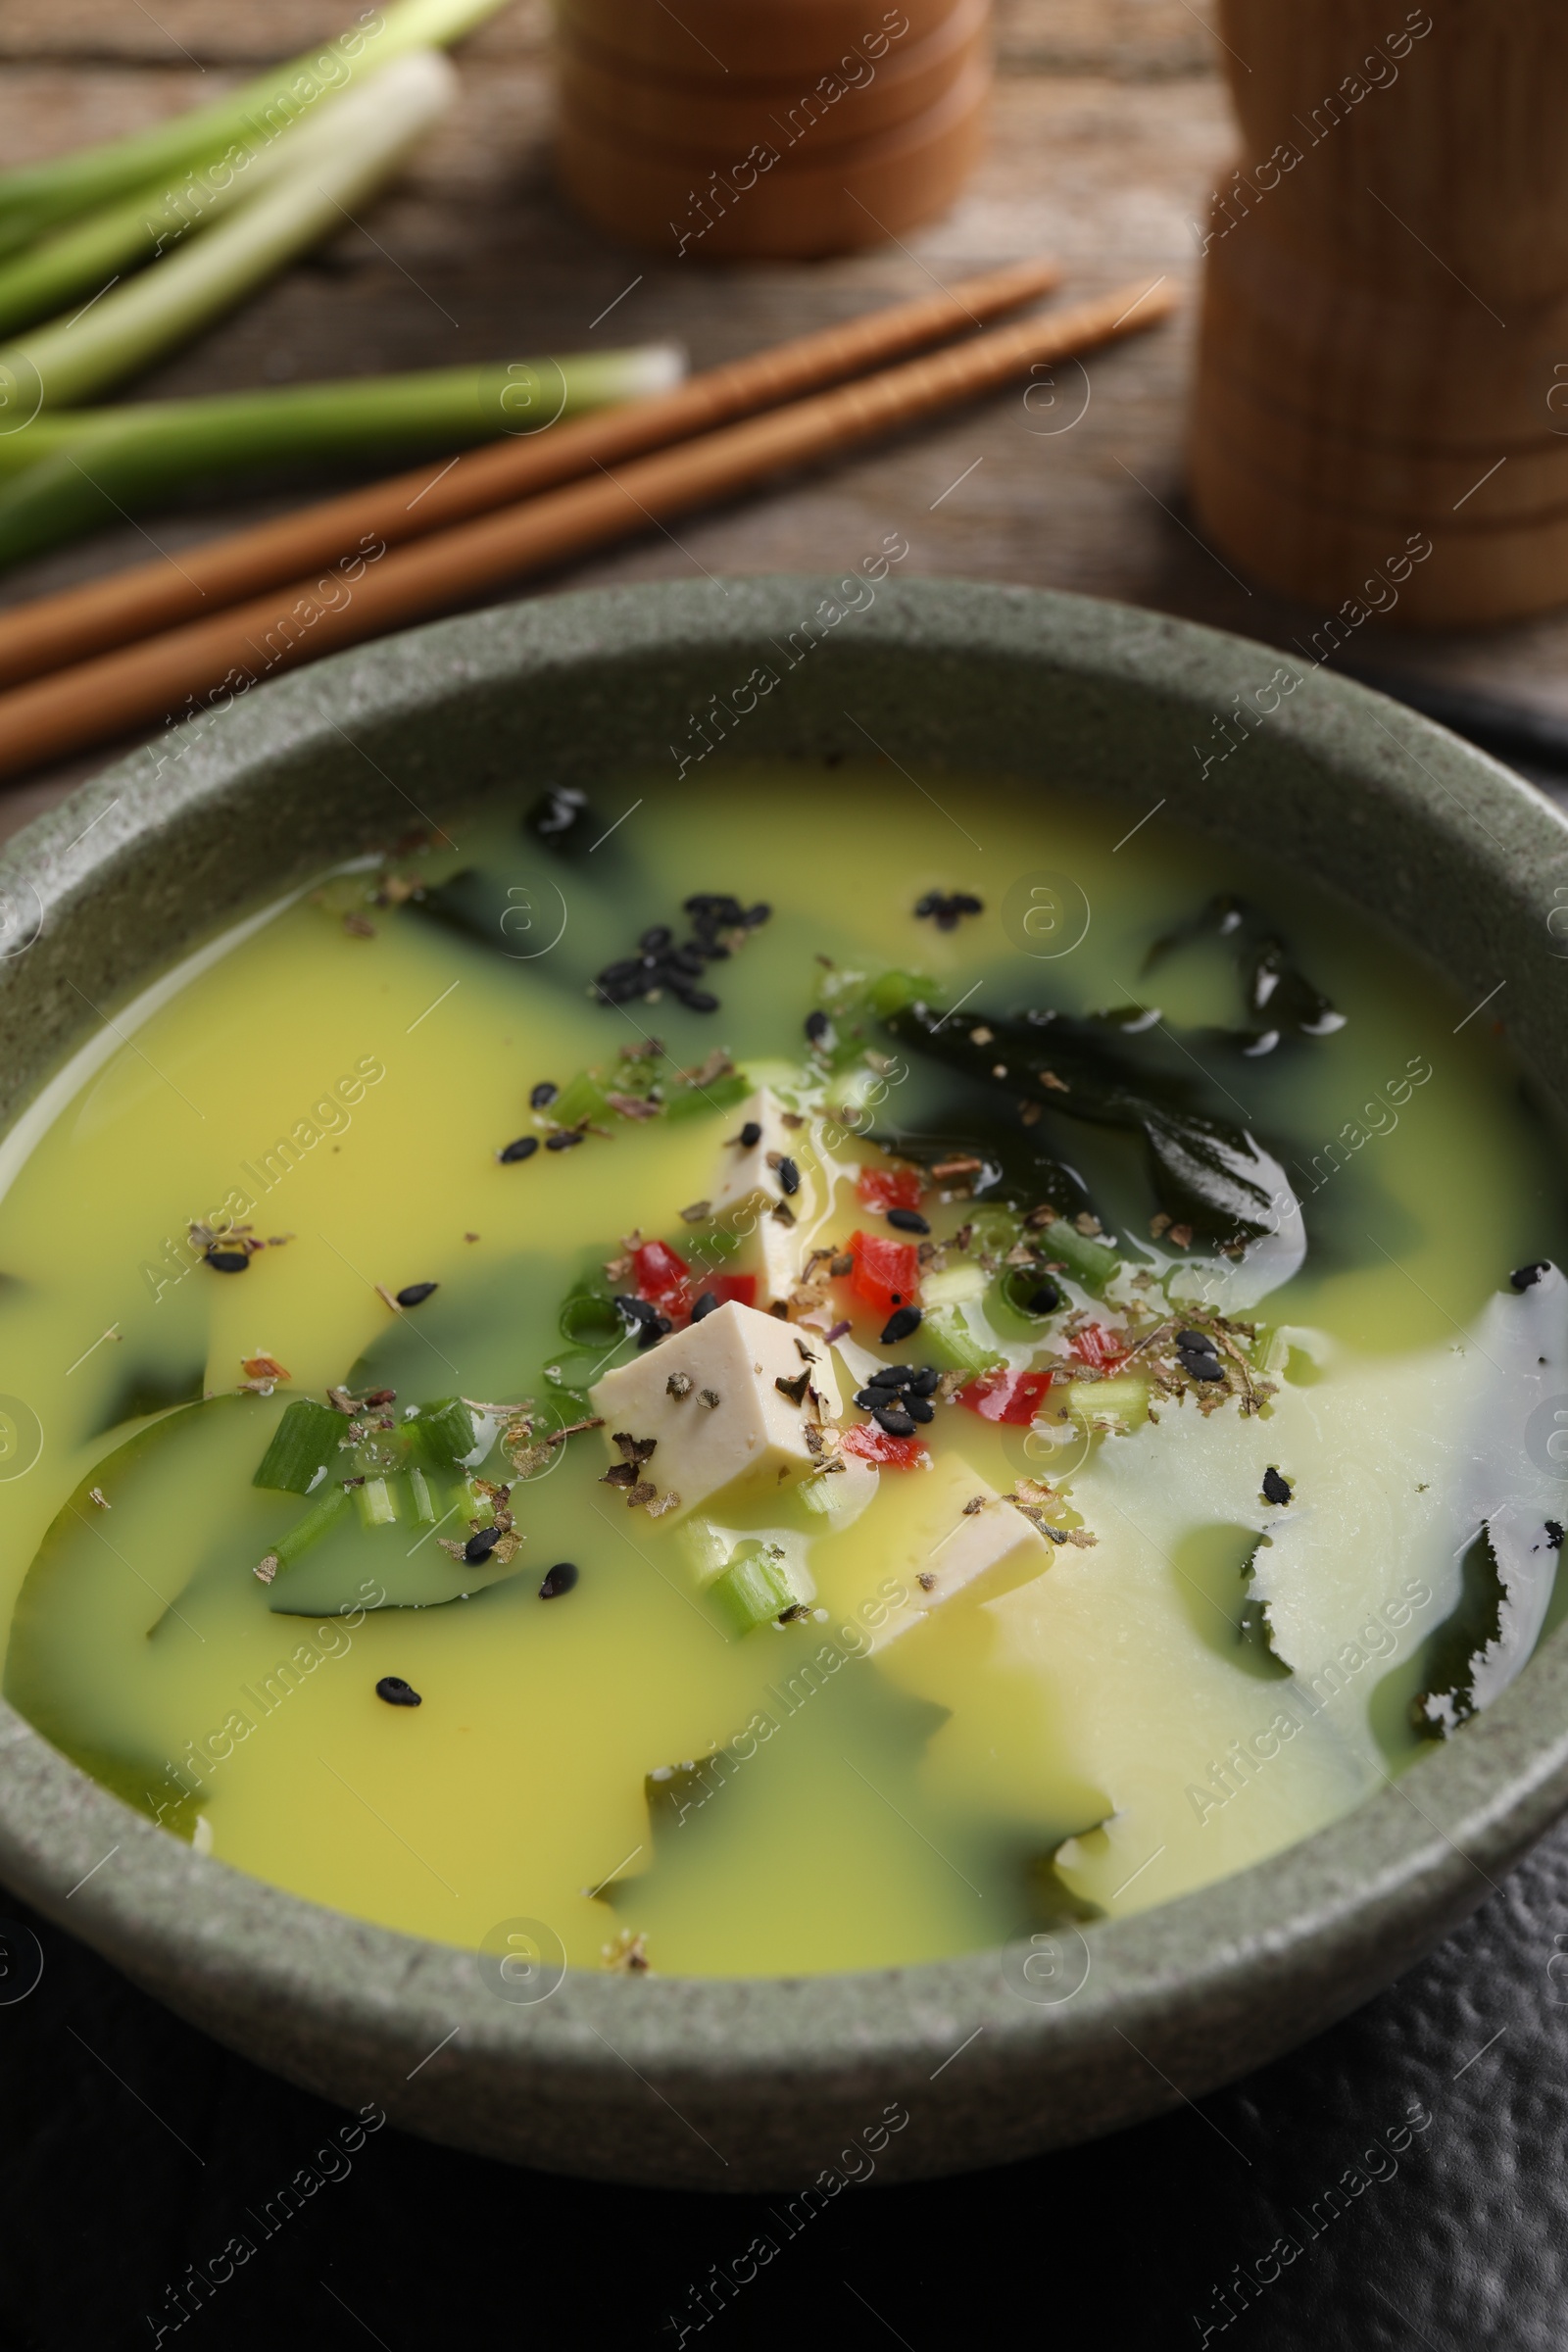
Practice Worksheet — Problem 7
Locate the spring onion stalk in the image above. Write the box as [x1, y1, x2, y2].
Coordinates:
[0, 0, 511, 260]
[0, 344, 684, 568]
[1, 51, 457, 413]
[0, 90, 382, 349]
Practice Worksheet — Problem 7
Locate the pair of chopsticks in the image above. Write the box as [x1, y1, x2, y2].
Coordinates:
[0, 261, 1177, 780]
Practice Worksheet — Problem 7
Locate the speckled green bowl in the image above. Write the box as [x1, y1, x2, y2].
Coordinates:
[1, 577, 1565, 2190]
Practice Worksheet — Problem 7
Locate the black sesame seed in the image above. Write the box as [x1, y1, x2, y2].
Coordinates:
[872, 1404, 917, 1438]
[953, 894, 983, 916]
[867, 1364, 913, 1389]
[853, 1388, 880, 1409]
[1185, 1359, 1226, 1383]
[500, 1135, 540, 1163]
[1262, 1466, 1292, 1506]
[464, 1526, 502, 1563]
[881, 1304, 923, 1345]
[1025, 1280, 1063, 1316]
[904, 1396, 935, 1424]
[204, 1248, 250, 1274]
[913, 893, 939, 917]
[636, 1314, 673, 1350]
[1175, 1329, 1213, 1352]
[886, 1207, 930, 1235]
[690, 1292, 721, 1321]
[1511, 1261, 1550, 1292]
[777, 1156, 800, 1196]
[530, 1081, 559, 1108]
[539, 1561, 579, 1598]
[743, 904, 770, 927]
[375, 1676, 421, 1707]
[396, 1282, 438, 1308]
[1547, 1522, 1565, 1551]
[546, 1128, 584, 1151]
[676, 988, 721, 1013]
[616, 1295, 660, 1325]
[639, 925, 673, 952]
[906, 1365, 940, 1397]
[738, 1121, 762, 1149]
[804, 1010, 833, 1047]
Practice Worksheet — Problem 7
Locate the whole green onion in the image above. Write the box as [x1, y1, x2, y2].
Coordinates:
[1, 50, 457, 412]
[0, 345, 685, 568]
[0, 0, 512, 259]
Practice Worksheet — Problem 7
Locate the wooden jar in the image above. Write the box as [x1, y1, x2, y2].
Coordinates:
[1187, 4, 1568, 628]
[556, 0, 991, 261]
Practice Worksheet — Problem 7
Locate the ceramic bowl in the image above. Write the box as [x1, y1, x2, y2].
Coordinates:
[1, 576, 1565, 2189]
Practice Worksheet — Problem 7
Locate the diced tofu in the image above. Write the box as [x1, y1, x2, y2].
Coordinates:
[861, 1455, 1054, 1650]
[709, 1089, 809, 1216]
[589, 1300, 842, 1523]
[706, 1090, 822, 1308]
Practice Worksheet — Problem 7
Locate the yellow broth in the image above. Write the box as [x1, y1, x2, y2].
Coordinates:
[0, 762, 1562, 1977]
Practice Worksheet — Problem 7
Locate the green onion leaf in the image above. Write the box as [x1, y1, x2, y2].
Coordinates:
[252, 1397, 343, 1494]
[710, 1544, 813, 1635]
[3, 51, 457, 411]
[0, 0, 512, 257]
[403, 1397, 476, 1472]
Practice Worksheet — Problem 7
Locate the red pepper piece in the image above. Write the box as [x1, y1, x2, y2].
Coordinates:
[956, 1369, 1057, 1426]
[856, 1165, 924, 1213]
[1069, 1324, 1127, 1371]
[632, 1240, 692, 1321]
[841, 1424, 930, 1468]
[847, 1229, 920, 1317]
[703, 1273, 756, 1309]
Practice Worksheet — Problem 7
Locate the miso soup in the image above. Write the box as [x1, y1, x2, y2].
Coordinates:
[1, 763, 1562, 1977]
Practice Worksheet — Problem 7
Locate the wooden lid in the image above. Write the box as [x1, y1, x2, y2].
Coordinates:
[558, 56, 988, 258]
[557, 0, 987, 156]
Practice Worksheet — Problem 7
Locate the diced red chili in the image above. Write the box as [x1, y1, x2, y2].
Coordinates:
[841, 1424, 929, 1468]
[956, 1368, 1057, 1426]
[703, 1273, 756, 1310]
[847, 1229, 920, 1317]
[856, 1165, 924, 1213]
[632, 1240, 691, 1321]
[1069, 1324, 1127, 1371]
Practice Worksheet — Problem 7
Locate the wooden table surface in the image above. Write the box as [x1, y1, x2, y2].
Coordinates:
[2, 0, 1565, 838]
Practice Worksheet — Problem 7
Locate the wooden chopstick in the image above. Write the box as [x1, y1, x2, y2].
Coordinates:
[0, 257, 1062, 691]
[0, 276, 1177, 783]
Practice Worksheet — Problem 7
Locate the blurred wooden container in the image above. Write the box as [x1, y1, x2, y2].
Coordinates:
[555, 0, 991, 260]
[1187, 4, 1568, 628]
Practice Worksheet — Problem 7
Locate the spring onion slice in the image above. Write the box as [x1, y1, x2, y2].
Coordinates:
[252, 1397, 343, 1494]
[4, 51, 457, 411]
[0, 345, 684, 568]
[271, 1480, 353, 1569]
[0, 0, 510, 258]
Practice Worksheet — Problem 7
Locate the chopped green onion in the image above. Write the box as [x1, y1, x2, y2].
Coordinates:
[403, 1397, 476, 1471]
[664, 1071, 750, 1119]
[252, 1397, 343, 1494]
[710, 1544, 813, 1635]
[405, 1466, 439, 1525]
[354, 1476, 399, 1529]
[0, 344, 681, 568]
[0, 0, 511, 258]
[1038, 1218, 1121, 1293]
[272, 1480, 353, 1568]
[920, 1302, 1003, 1375]
[4, 51, 456, 410]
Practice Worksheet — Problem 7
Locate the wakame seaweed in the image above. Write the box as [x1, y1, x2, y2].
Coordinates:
[1144, 893, 1343, 1047]
[882, 1000, 1298, 1244]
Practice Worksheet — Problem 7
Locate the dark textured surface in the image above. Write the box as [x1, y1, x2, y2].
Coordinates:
[1, 1816, 1565, 2351]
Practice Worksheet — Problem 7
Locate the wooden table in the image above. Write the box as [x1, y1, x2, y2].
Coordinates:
[2, 0, 1564, 837]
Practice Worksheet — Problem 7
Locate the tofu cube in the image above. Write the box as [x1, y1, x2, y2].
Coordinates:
[590, 1301, 842, 1523]
[865, 1457, 1053, 1650]
[707, 1089, 821, 1309]
[709, 1089, 806, 1216]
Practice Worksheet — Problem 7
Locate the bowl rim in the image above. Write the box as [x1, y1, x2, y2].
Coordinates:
[2, 572, 1566, 2137]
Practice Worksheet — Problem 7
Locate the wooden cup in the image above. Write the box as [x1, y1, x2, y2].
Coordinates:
[1187, 3, 1568, 628]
